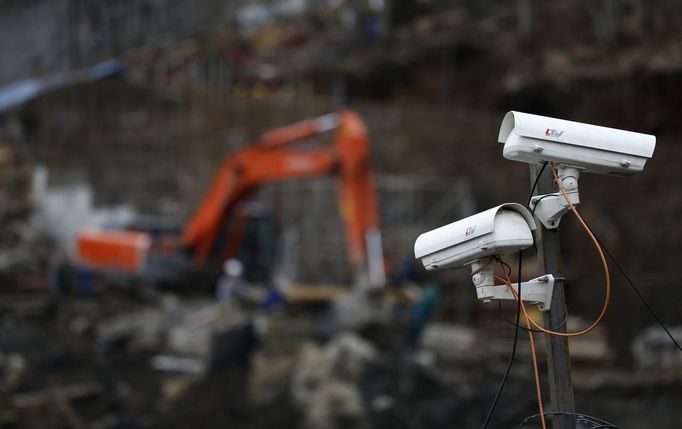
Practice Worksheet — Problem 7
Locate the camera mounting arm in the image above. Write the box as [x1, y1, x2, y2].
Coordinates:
[470, 258, 556, 311]
[529, 165, 581, 230]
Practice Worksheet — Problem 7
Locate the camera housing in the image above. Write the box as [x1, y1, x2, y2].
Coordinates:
[498, 111, 656, 176]
[414, 203, 536, 271]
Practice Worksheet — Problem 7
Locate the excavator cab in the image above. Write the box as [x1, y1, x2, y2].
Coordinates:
[212, 202, 277, 285]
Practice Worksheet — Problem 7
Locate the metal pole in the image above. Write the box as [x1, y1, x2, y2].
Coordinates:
[530, 164, 576, 429]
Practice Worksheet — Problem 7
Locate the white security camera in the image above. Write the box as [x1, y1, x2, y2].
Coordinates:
[414, 203, 536, 271]
[498, 111, 656, 176]
[414, 203, 555, 310]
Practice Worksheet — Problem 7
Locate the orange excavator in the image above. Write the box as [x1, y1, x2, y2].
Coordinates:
[76, 109, 385, 288]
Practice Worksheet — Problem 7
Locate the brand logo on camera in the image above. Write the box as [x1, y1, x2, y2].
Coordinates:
[545, 128, 564, 138]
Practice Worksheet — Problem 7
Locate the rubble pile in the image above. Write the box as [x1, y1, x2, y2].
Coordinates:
[0, 289, 256, 428]
[0, 276, 680, 429]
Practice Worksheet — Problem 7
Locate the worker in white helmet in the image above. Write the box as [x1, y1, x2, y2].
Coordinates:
[215, 258, 248, 304]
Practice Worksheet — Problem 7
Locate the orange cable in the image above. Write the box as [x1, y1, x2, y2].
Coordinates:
[471, 161, 612, 426]
[499, 266, 547, 429]
[494, 163, 612, 337]
[494, 273, 549, 428]
[527, 327, 547, 429]
[473, 263, 548, 428]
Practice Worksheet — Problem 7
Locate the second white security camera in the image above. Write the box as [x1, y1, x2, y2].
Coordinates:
[414, 203, 536, 271]
[498, 111, 656, 176]
[414, 204, 556, 310]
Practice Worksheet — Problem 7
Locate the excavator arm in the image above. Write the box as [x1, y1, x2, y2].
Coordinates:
[181, 147, 336, 264]
[182, 109, 384, 286]
[332, 110, 384, 286]
[77, 110, 385, 288]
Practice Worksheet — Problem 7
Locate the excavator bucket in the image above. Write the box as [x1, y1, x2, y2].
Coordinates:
[76, 229, 151, 273]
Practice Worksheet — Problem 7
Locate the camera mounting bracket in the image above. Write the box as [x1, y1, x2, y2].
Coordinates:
[470, 258, 556, 311]
[529, 166, 581, 230]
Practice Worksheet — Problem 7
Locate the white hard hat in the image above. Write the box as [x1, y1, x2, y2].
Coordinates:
[223, 258, 244, 277]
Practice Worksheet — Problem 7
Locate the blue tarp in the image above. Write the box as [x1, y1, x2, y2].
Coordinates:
[0, 59, 124, 114]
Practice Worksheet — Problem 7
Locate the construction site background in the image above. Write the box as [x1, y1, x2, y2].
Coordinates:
[1, 1, 681, 428]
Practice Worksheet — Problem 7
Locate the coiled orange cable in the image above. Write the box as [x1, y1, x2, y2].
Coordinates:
[509, 162, 611, 337]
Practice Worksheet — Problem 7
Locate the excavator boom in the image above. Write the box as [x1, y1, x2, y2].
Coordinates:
[181, 148, 336, 264]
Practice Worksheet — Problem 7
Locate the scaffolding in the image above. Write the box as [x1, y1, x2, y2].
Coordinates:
[258, 174, 475, 285]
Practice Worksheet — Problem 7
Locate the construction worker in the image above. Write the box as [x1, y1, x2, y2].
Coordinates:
[215, 258, 250, 304]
